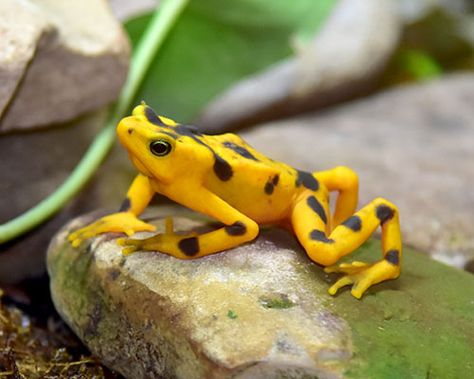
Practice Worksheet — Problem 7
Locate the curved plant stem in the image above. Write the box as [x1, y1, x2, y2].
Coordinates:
[0, 0, 189, 244]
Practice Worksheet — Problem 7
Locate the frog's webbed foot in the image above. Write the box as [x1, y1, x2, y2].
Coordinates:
[324, 260, 400, 299]
[68, 212, 156, 248]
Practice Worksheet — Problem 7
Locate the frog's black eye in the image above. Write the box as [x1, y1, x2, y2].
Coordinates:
[150, 140, 172, 156]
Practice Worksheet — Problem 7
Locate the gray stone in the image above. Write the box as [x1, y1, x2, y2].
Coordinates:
[0, 0, 129, 132]
[398, 0, 473, 23]
[240, 74, 474, 266]
[109, 0, 157, 21]
[197, 0, 401, 131]
[48, 208, 474, 379]
[48, 212, 351, 379]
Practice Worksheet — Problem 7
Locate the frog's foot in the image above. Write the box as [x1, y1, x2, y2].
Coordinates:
[324, 261, 369, 275]
[324, 260, 400, 299]
[117, 237, 143, 255]
[68, 212, 156, 248]
[117, 217, 190, 256]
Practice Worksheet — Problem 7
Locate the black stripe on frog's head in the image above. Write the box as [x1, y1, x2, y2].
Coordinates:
[129, 103, 233, 181]
[222, 141, 258, 161]
[143, 104, 202, 137]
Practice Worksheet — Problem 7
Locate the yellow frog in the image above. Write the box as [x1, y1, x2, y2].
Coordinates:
[69, 103, 402, 299]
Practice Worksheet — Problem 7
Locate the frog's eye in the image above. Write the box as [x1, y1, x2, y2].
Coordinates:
[150, 140, 172, 156]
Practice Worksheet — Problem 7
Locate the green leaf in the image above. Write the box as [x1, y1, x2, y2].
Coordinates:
[125, 0, 335, 123]
[395, 49, 443, 80]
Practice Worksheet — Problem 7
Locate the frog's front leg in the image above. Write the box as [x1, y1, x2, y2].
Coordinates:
[118, 186, 259, 259]
[291, 190, 402, 299]
[68, 174, 156, 247]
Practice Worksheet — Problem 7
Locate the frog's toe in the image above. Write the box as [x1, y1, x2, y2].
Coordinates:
[117, 237, 146, 255]
[327, 260, 399, 299]
[68, 228, 84, 242]
[328, 274, 370, 299]
[116, 237, 128, 246]
[351, 279, 372, 299]
[122, 246, 140, 255]
[68, 228, 93, 247]
[324, 261, 369, 275]
[70, 238, 83, 248]
[124, 228, 137, 237]
[328, 276, 354, 296]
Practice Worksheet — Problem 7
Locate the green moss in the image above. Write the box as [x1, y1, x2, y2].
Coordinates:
[326, 240, 474, 379]
[227, 310, 238, 319]
[259, 293, 295, 309]
[48, 242, 113, 344]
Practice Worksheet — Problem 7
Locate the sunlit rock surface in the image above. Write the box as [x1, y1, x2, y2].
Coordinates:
[48, 208, 474, 379]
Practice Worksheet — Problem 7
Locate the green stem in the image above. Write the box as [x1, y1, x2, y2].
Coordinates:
[0, 0, 189, 244]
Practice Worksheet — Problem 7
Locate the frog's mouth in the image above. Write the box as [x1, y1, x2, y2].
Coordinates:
[129, 154, 154, 178]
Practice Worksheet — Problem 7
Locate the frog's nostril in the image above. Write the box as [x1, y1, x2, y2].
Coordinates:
[128, 128, 134, 135]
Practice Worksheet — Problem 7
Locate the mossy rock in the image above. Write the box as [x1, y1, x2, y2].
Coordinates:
[47, 210, 474, 379]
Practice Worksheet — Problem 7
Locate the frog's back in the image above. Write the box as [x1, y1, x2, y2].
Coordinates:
[200, 132, 317, 223]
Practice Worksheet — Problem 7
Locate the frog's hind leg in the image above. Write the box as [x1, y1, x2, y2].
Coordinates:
[291, 192, 401, 299]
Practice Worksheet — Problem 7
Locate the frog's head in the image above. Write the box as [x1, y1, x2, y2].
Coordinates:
[117, 103, 209, 182]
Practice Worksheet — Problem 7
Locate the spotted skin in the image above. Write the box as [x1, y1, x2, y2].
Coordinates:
[222, 141, 258, 161]
[376, 204, 395, 225]
[342, 215, 362, 232]
[178, 237, 199, 256]
[310, 229, 334, 243]
[68, 104, 403, 299]
[385, 249, 400, 265]
[264, 174, 280, 195]
[306, 196, 327, 224]
[225, 221, 247, 236]
[296, 170, 319, 191]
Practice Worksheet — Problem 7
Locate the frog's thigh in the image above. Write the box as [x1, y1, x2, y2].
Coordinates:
[291, 190, 331, 261]
[314, 166, 359, 228]
[292, 194, 401, 267]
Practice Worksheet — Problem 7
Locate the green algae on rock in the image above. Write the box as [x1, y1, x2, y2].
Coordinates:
[48, 208, 474, 379]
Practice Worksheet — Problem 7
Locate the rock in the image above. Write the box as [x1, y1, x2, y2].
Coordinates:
[398, 0, 473, 23]
[109, 0, 157, 21]
[240, 74, 474, 267]
[0, 111, 135, 283]
[0, 0, 129, 132]
[48, 209, 474, 379]
[197, 0, 401, 132]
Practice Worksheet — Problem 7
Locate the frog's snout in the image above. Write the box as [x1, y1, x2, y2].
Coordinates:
[116, 117, 136, 145]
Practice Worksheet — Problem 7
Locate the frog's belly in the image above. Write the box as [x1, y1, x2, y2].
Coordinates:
[207, 181, 294, 224]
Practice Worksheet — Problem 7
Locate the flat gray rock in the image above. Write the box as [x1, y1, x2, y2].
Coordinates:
[0, 0, 129, 132]
[240, 74, 474, 267]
